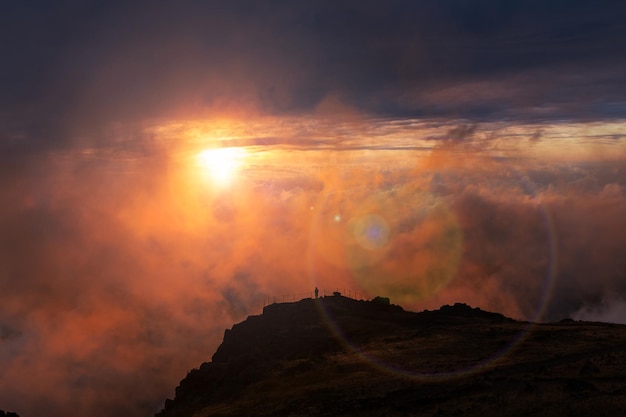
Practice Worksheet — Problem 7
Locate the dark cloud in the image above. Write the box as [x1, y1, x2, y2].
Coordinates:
[3, 1, 626, 157]
[446, 124, 478, 142]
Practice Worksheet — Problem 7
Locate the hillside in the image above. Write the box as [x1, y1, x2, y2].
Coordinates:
[156, 295, 626, 417]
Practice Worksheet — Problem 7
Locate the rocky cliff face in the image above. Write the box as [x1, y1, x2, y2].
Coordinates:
[156, 297, 626, 417]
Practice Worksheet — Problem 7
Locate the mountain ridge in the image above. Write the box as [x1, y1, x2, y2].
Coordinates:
[156, 296, 626, 417]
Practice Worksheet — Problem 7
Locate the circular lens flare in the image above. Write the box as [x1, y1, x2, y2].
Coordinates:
[306, 162, 559, 384]
[350, 214, 390, 251]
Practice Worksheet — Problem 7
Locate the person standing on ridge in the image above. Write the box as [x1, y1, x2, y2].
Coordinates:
[315, 287, 319, 299]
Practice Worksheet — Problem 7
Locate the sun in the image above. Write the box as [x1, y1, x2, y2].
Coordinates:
[196, 147, 247, 186]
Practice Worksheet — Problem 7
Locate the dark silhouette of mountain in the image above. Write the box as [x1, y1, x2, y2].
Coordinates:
[156, 295, 626, 417]
[0, 411, 20, 417]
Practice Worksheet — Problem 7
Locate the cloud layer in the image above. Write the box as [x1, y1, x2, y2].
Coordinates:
[1, 119, 626, 415]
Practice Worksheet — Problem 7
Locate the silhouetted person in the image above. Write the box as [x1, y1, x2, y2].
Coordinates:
[315, 287, 319, 299]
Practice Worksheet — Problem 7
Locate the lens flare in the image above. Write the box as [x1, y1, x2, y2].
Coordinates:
[307, 162, 559, 384]
[350, 214, 390, 251]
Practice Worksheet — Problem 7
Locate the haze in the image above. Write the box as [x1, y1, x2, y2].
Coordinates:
[1, 1, 626, 416]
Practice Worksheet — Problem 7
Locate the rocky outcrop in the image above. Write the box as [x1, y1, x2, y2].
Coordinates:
[422, 302, 513, 322]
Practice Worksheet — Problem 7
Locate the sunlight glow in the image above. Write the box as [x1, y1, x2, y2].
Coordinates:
[196, 147, 247, 186]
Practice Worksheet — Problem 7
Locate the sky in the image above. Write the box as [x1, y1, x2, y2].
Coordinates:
[2, 1, 626, 416]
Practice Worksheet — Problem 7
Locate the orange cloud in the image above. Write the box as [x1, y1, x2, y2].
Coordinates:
[2, 118, 626, 416]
